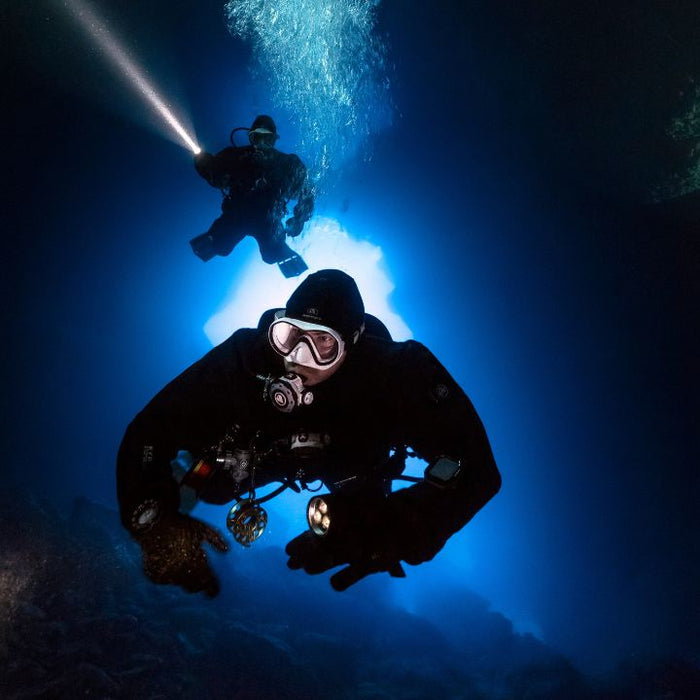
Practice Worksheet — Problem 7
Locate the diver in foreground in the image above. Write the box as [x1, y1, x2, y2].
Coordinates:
[117, 270, 501, 595]
[190, 115, 314, 278]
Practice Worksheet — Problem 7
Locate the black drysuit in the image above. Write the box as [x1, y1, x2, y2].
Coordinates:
[193, 145, 314, 263]
[117, 320, 501, 589]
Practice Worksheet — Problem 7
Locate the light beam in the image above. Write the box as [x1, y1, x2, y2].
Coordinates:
[63, 0, 200, 154]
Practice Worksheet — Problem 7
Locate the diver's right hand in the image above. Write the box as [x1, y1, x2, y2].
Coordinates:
[193, 151, 216, 176]
[136, 512, 229, 597]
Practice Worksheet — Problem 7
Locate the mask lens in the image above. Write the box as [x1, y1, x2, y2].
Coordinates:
[307, 331, 339, 361]
[249, 130, 275, 147]
[269, 320, 343, 367]
[270, 322, 304, 355]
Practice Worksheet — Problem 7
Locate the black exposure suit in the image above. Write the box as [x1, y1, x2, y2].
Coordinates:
[192, 145, 314, 265]
[117, 314, 501, 591]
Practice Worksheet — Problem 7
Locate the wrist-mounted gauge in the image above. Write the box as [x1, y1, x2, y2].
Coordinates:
[130, 499, 161, 532]
[424, 456, 462, 489]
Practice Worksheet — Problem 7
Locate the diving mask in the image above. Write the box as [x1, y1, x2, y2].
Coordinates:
[269, 316, 346, 371]
[248, 127, 277, 148]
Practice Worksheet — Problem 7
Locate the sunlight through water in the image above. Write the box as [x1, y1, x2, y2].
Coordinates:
[225, 0, 392, 185]
[204, 217, 411, 344]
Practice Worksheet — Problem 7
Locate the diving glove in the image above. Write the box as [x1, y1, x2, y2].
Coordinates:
[285, 216, 304, 237]
[136, 511, 229, 597]
[285, 487, 451, 591]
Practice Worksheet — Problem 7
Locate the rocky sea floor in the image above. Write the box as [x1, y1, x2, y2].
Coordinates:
[1, 487, 698, 699]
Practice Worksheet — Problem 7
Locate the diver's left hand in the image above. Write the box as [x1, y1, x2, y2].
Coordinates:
[286, 530, 405, 590]
[285, 216, 304, 237]
[285, 496, 448, 590]
[138, 512, 229, 597]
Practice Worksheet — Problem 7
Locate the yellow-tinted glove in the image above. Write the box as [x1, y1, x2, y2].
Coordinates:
[137, 512, 229, 597]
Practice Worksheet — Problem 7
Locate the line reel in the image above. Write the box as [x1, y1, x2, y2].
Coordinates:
[226, 499, 268, 546]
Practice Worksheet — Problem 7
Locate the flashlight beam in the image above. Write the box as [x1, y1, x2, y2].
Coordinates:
[64, 0, 200, 154]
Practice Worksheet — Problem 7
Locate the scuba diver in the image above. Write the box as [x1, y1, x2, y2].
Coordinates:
[117, 270, 501, 595]
[190, 115, 314, 278]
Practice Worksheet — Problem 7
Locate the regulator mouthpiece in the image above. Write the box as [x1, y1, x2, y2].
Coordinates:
[268, 373, 314, 413]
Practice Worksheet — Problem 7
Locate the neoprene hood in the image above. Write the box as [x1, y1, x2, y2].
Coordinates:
[285, 270, 365, 343]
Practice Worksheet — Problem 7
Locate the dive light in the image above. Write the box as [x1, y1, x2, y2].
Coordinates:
[306, 490, 381, 538]
[307, 495, 333, 536]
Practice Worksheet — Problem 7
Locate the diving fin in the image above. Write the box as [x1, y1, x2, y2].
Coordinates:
[278, 253, 308, 278]
[190, 233, 216, 262]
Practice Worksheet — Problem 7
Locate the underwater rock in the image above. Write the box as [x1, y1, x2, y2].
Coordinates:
[355, 682, 395, 700]
[1, 486, 697, 699]
[295, 631, 360, 688]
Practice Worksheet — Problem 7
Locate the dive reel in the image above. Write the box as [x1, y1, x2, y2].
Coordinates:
[226, 477, 300, 546]
[226, 499, 268, 546]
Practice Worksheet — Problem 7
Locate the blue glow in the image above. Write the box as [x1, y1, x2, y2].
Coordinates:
[62, 0, 200, 153]
[6, 0, 696, 687]
[204, 216, 411, 344]
[225, 0, 392, 184]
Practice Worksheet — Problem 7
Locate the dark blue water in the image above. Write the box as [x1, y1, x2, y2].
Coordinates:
[3, 0, 698, 695]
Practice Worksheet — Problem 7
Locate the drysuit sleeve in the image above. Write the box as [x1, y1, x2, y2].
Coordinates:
[116, 332, 251, 536]
[287, 154, 315, 223]
[194, 148, 237, 190]
[387, 341, 501, 554]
